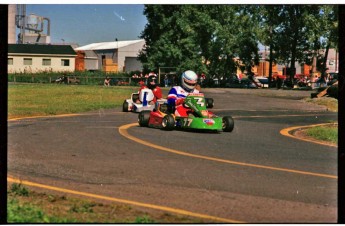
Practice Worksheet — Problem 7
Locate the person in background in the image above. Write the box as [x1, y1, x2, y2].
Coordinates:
[164, 75, 169, 87]
[104, 76, 111, 86]
[276, 76, 282, 89]
[324, 68, 330, 86]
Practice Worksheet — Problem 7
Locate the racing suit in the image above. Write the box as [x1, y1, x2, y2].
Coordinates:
[167, 86, 199, 116]
[138, 85, 163, 104]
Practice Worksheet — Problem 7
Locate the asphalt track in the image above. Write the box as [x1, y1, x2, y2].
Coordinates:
[8, 88, 338, 223]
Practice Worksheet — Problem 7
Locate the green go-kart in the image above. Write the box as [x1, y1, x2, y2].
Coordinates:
[138, 93, 234, 132]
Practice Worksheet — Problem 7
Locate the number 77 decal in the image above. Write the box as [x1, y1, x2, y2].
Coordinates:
[184, 118, 193, 126]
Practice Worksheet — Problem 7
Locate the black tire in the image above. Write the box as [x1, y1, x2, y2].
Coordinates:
[138, 110, 151, 127]
[161, 114, 175, 131]
[205, 98, 214, 108]
[122, 101, 129, 112]
[222, 116, 234, 132]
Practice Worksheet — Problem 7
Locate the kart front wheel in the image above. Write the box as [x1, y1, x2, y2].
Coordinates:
[222, 116, 234, 132]
[162, 114, 175, 131]
[123, 101, 129, 112]
[138, 110, 151, 127]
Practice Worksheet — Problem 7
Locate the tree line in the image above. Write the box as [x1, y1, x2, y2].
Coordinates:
[138, 5, 338, 83]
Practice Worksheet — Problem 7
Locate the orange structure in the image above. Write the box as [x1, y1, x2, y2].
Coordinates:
[102, 58, 118, 73]
[75, 51, 85, 71]
[302, 64, 312, 75]
[256, 61, 278, 77]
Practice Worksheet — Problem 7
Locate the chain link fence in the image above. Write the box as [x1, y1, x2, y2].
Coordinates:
[8, 72, 135, 86]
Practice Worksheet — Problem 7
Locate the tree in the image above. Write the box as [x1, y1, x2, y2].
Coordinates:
[139, 4, 338, 85]
[271, 6, 315, 81]
[139, 5, 261, 82]
[314, 6, 338, 78]
[138, 5, 204, 74]
[256, 5, 283, 86]
[197, 5, 260, 80]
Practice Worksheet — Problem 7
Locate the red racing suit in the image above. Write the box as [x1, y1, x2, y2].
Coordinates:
[138, 85, 163, 103]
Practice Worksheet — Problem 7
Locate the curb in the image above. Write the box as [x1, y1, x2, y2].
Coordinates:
[280, 123, 337, 148]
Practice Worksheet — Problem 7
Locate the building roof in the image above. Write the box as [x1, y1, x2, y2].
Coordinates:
[74, 39, 145, 51]
[8, 44, 77, 55]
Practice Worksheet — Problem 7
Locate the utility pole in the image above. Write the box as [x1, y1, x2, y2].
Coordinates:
[268, 25, 273, 88]
[311, 52, 317, 89]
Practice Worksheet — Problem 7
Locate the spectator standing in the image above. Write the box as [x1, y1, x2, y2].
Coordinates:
[276, 76, 282, 89]
[164, 75, 169, 87]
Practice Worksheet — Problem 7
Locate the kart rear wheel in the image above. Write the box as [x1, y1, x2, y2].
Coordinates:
[123, 101, 129, 112]
[138, 110, 151, 127]
[222, 116, 234, 132]
[205, 98, 214, 108]
[162, 114, 175, 131]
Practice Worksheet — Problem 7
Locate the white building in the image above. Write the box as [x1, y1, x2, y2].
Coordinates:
[74, 39, 145, 73]
[8, 44, 77, 73]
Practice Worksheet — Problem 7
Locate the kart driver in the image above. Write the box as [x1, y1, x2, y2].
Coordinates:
[167, 70, 200, 116]
[136, 73, 163, 105]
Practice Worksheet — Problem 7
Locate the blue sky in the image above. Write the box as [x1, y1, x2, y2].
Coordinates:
[24, 4, 147, 46]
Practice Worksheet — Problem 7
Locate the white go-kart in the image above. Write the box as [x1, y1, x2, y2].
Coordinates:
[122, 88, 166, 113]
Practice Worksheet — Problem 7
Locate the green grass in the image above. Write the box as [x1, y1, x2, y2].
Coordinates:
[305, 125, 338, 143]
[7, 183, 75, 223]
[8, 84, 137, 119]
[7, 183, 202, 223]
[9, 183, 29, 196]
[7, 198, 75, 223]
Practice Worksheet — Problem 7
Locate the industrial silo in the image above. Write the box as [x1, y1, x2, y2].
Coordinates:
[8, 4, 16, 44]
[14, 4, 51, 44]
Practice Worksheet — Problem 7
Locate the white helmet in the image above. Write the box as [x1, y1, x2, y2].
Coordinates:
[181, 70, 198, 92]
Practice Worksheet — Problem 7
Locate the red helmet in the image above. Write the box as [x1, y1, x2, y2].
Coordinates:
[147, 75, 157, 89]
[148, 72, 157, 77]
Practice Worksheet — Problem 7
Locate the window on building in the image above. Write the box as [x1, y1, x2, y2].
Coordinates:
[42, 59, 51, 66]
[8, 58, 13, 65]
[61, 59, 70, 66]
[24, 58, 32, 65]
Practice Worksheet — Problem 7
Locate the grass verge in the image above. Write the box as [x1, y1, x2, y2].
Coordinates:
[305, 124, 338, 144]
[7, 183, 203, 223]
[8, 83, 137, 119]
